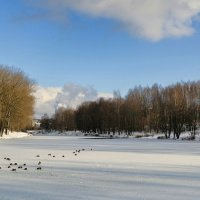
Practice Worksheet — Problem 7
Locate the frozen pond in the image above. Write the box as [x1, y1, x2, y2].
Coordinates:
[0, 135, 200, 200]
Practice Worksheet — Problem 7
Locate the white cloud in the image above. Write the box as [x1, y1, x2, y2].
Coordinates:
[98, 92, 113, 99]
[33, 86, 62, 118]
[24, 0, 200, 41]
[33, 83, 113, 118]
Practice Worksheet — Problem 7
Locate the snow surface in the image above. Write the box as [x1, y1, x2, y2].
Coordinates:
[0, 136, 200, 200]
[0, 131, 30, 139]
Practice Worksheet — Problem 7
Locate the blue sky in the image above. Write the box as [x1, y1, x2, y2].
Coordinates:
[0, 0, 200, 98]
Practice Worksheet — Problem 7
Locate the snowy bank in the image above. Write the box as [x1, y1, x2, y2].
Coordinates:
[29, 129, 200, 141]
[31, 130, 85, 137]
[0, 131, 30, 139]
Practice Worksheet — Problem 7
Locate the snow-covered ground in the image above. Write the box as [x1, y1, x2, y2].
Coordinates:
[0, 136, 200, 200]
[0, 131, 30, 139]
[32, 130, 200, 141]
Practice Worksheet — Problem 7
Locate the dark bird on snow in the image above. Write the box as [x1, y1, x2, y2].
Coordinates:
[36, 155, 40, 157]
[37, 167, 42, 170]
[38, 161, 41, 165]
[12, 169, 16, 171]
[24, 168, 27, 170]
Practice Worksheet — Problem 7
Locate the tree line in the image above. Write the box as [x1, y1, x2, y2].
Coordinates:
[0, 66, 35, 136]
[41, 81, 200, 139]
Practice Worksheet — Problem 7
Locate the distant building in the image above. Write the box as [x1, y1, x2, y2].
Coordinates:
[32, 119, 41, 129]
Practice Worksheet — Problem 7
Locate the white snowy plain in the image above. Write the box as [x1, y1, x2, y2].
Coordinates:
[0, 135, 200, 200]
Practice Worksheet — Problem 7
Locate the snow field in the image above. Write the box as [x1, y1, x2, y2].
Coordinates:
[0, 136, 200, 200]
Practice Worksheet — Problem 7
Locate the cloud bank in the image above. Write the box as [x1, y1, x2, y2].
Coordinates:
[24, 0, 200, 41]
[33, 83, 113, 118]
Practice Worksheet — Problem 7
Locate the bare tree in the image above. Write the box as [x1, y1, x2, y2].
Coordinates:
[0, 66, 35, 136]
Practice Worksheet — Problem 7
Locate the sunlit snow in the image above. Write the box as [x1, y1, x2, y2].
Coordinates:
[0, 135, 200, 200]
